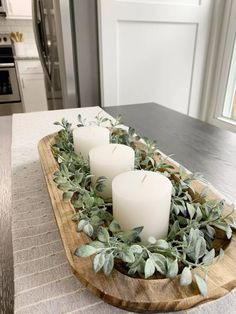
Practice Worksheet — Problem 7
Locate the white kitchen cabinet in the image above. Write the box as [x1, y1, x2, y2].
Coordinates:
[16, 60, 48, 112]
[20, 75, 48, 112]
[5, 0, 32, 19]
[98, 0, 213, 118]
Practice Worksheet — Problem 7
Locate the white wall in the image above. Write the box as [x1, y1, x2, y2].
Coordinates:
[117, 21, 196, 115]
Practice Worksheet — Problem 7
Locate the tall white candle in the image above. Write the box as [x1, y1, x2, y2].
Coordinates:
[73, 126, 110, 159]
[112, 170, 172, 243]
[89, 144, 135, 200]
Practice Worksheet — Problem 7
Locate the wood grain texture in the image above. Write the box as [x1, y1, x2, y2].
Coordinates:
[0, 116, 14, 314]
[38, 133, 236, 313]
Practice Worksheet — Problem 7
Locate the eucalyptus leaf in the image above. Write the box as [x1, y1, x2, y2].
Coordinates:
[95, 176, 107, 192]
[130, 244, 143, 254]
[109, 220, 121, 233]
[60, 163, 69, 176]
[188, 228, 198, 248]
[194, 237, 206, 260]
[206, 225, 215, 238]
[103, 253, 114, 276]
[180, 267, 192, 286]
[147, 236, 156, 244]
[177, 215, 188, 226]
[203, 249, 215, 265]
[74, 245, 97, 257]
[144, 258, 156, 278]
[63, 191, 73, 202]
[196, 207, 203, 221]
[54, 177, 67, 184]
[167, 221, 179, 240]
[83, 223, 94, 237]
[85, 197, 95, 209]
[73, 199, 84, 209]
[194, 274, 208, 296]
[226, 226, 232, 239]
[77, 219, 87, 232]
[97, 227, 110, 243]
[217, 248, 224, 261]
[93, 253, 105, 272]
[119, 248, 135, 263]
[117, 226, 143, 243]
[128, 267, 138, 276]
[151, 253, 166, 274]
[187, 203, 196, 219]
[89, 241, 106, 249]
[167, 259, 178, 278]
[212, 222, 229, 234]
[156, 239, 169, 250]
[74, 170, 83, 183]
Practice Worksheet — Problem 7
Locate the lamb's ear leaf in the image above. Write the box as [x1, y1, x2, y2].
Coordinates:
[180, 267, 192, 286]
[144, 258, 156, 278]
[74, 245, 97, 257]
[103, 253, 114, 276]
[93, 253, 105, 273]
[194, 274, 208, 296]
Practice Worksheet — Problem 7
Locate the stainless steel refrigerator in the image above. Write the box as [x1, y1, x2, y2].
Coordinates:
[32, 0, 100, 110]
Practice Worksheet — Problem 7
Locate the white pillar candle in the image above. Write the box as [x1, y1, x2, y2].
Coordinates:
[73, 126, 110, 159]
[112, 170, 172, 243]
[89, 144, 135, 200]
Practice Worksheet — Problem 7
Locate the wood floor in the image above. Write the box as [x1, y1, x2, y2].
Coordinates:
[0, 116, 14, 314]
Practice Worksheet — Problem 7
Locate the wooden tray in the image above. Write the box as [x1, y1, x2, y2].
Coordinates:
[38, 134, 236, 313]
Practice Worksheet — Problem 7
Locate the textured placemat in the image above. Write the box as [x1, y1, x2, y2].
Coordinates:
[12, 107, 236, 314]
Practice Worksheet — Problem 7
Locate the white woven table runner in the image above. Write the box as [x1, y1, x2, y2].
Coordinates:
[12, 107, 236, 314]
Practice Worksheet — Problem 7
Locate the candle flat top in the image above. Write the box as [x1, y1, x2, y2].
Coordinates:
[73, 126, 109, 138]
[89, 144, 134, 162]
[112, 170, 172, 201]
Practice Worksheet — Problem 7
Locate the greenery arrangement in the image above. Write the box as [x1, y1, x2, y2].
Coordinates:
[51, 114, 235, 297]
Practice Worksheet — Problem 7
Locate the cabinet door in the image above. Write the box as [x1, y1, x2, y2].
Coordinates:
[98, 0, 213, 118]
[6, 0, 32, 18]
[21, 74, 48, 112]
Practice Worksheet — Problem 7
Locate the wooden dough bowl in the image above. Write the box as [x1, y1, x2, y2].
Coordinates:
[38, 134, 236, 313]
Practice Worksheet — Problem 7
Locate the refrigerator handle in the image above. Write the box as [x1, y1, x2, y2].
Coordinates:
[32, 0, 51, 83]
[44, 0, 55, 80]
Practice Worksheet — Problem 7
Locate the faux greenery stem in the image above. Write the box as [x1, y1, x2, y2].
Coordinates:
[52, 114, 235, 297]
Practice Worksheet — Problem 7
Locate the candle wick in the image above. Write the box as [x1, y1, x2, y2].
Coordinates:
[141, 174, 147, 184]
[112, 146, 117, 154]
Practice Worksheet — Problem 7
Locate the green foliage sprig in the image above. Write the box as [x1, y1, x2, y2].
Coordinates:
[52, 114, 236, 296]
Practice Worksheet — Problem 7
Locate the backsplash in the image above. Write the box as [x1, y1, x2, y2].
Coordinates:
[0, 19, 38, 56]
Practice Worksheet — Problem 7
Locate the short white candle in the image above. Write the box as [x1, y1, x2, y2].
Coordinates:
[89, 144, 135, 200]
[112, 170, 172, 243]
[73, 126, 110, 159]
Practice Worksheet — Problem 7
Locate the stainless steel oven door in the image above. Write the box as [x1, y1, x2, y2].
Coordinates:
[0, 64, 21, 103]
[0, 0, 7, 17]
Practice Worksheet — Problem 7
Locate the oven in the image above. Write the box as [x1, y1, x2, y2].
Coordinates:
[0, 34, 21, 104]
[0, 64, 21, 103]
[0, 0, 6, 17]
